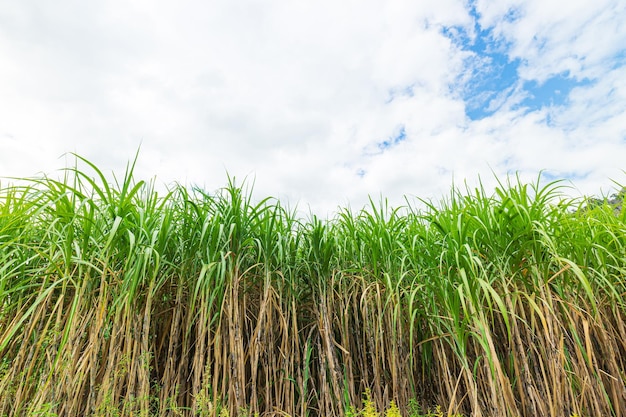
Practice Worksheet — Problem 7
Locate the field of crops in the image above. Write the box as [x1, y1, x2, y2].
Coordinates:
[1, 156, 625, 417]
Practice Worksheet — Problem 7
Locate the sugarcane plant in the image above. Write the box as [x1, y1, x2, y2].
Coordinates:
[0, 155, 625, 417]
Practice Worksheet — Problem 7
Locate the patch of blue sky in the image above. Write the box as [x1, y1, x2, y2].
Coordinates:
[377, 125, 406, 151]
[439, 3, 593, 120]
[361, 125, 407, 160]
[611, 49, 626, 70]
[518, 72, 592, 110]
[516, 73, 596, 129]
[462, 55, 520, 120]
[542, 170, 591, 183]
[441, 3, 521, 120]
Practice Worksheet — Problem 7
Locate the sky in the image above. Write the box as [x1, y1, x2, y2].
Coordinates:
[1, 0, 625, 216]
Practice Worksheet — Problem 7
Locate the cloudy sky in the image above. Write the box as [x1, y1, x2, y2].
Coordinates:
[1, 0, 625, 215]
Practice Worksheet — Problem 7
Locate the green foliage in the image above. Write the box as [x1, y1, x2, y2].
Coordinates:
[0, 155, 625, 416]
[361, 389, 379, 417]
[385, 400, 402, 417]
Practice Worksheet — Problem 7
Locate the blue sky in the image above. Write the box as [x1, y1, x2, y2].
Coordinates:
[446, 2, 595, 120]
[0, 0, 625, 215]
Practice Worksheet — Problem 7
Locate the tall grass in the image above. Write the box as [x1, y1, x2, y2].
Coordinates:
[0, 156, 625, 417]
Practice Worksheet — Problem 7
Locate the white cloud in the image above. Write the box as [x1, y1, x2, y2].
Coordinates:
[476, 0, 626, 81]
[0, 0, 624, 215]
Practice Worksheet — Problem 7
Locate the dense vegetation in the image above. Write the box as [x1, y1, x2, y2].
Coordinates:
[1, 156, 625, 417]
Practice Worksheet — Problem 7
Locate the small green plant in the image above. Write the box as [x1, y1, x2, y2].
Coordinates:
[431, 405, 444, 417]
[361, 388, 379, 417]
[28, 402, 58, 417]
[385, 400, 402, 417]
[345, 404, 358, 417]
[236, 407, 260, 417]
[407, 398, 423, 417]
[95, 389, 120, 417]
[194, 391, 214, 417]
